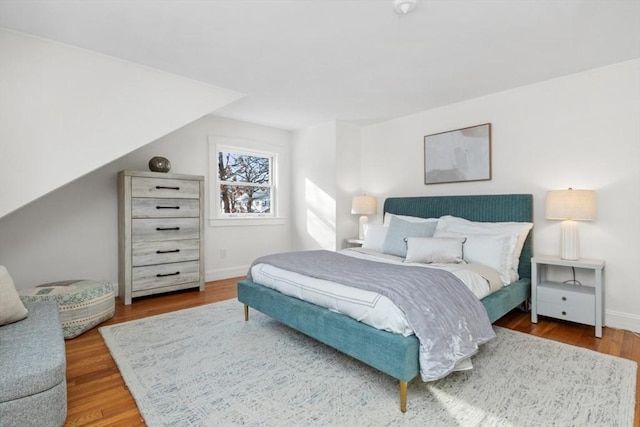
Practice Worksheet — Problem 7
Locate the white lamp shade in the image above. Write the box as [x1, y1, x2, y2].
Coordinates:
[545, 189, 597, 221]
[351, 195, 377, 215]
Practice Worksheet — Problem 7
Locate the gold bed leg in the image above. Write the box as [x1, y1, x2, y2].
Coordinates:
[244, 304, 249, 321]
[400, 380, 407, 413]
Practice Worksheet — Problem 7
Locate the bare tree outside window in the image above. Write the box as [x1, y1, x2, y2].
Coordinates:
[217, 150, 273, 215]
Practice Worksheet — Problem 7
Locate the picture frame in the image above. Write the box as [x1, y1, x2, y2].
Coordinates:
[424, 123, 492, 185]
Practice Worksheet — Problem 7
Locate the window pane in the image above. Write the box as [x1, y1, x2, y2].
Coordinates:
[218, 152, 270, 184]
[219, 185, 271, 214]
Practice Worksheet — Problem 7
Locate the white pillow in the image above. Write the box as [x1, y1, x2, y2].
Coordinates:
[435, 231, 517, 285]
[435, 215, 532, 281]
[404, 237, 466, 264]
[383, 213, 439, 227]
[0, 265, 28, 326]
[362, 223, 388, 252]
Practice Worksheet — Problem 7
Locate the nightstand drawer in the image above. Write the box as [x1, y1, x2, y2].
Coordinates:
[537, 282, 595, 306]
[537, 301, 595, 325]
[537, 282, 595, 325]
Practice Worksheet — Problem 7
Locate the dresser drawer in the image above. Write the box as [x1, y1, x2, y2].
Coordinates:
[132, 261, 200, 291]
[132, 218, 199, 242]
[132, 239, 200, 267]
[131, 177, 200, 199]
[132, 198, 200, 218]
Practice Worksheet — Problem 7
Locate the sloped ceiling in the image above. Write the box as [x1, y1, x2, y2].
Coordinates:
[0, 29, 243, 218]
[1, 0, 639, 131]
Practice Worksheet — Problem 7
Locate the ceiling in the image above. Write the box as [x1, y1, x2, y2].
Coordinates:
[1, 0, 639, 131]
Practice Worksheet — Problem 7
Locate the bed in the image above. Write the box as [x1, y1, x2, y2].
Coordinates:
[237, 193, 533, 412]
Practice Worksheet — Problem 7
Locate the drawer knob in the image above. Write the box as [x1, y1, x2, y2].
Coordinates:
[157, 272, 180, 277]
[562, 311, 567, 316]
[156, 227, 180, 231]
[561, 296, 567, 301]
[157, 249, 180, 254]
[156, 206, 181, 210]
[156, 185, 180, 190]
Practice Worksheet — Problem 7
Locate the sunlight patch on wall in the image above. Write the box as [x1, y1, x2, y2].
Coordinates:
[305, 178, 336, 250]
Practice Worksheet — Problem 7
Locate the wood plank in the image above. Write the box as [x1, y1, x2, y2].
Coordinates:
[63, 277, 639, 427]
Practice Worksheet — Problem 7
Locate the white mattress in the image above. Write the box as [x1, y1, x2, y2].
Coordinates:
[250, 248, 499, 337]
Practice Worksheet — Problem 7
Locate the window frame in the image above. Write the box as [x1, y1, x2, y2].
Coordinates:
[209, 138, 284, 227]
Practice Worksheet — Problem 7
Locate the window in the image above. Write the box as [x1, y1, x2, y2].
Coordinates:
[217, 149, 273, 215]
[210, 138, 282, 226]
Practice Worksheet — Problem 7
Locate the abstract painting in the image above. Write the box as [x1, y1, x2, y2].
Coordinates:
[424, 123, 492, 184]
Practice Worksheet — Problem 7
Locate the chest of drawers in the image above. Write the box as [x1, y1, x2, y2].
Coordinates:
[118, 170, 205, 304]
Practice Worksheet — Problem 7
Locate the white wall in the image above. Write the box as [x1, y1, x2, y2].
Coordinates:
[360, 60, 640, 332]
[0, 116, 292, 290]
[291, 121, 363, 251]
[335, 122, 363, 246]
[291, 122, 339, 251]
[0, 29, 242, 218]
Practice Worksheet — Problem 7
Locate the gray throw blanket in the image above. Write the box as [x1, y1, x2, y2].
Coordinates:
[248, 250, 496, 381]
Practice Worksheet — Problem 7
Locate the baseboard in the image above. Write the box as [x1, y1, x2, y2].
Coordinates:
[606, 309, 640, 333]
[206, 265, 250, 282]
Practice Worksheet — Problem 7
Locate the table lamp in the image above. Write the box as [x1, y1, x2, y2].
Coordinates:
[351, 195, 377, 240]
[545, 188, 597, 260]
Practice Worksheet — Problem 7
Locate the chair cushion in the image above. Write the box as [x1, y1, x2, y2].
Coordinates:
[0, 302, 66, 403]
[20, 280, 115, 339]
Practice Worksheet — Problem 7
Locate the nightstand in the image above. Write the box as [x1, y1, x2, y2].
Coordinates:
[531, 255, 605, 337]
[346, 238, 365, 247]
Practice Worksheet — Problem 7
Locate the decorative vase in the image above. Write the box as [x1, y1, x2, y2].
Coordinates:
[148, 156, 171, 173]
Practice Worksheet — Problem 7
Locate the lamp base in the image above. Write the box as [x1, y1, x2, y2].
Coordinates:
[358, 216, 369, 240]
[560, 220, 580, 260]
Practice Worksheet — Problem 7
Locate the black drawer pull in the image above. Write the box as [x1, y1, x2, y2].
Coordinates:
[156, 249, 180, 254]
[156, 227, 180, 231]
[156, 206, 181, 210]
[561, 296, 567, 301]
[562, 311, 567, 316]
[156, 185, 180, 190]
[157, 272, 180, 277]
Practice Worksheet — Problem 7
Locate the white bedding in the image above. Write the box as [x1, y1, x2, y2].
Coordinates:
[250, 247, 501, 337]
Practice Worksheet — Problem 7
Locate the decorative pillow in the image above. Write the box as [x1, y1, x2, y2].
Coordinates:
[383, 213, 439, 227]
[435, 231, 517, 285]
[361, 223, 388, 252]
[435, 215, 533, 281]
[404, 237, 466, 264]
[382, 216, 438, 258]
[0, 265, 28, 326]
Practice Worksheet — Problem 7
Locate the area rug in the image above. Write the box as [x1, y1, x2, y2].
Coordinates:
[100, 300, 637, 427]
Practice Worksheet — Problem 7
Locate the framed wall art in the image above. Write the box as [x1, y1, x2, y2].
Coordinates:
[424, 123, 492, 185]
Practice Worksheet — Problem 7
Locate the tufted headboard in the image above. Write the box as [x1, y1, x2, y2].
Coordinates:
[383, 194, 534, 279]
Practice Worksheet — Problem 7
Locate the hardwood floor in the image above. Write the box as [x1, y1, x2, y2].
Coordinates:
[64, 278, 640, 426]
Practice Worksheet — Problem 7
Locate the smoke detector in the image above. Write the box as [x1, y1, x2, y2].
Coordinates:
[393, 0, 417, 15]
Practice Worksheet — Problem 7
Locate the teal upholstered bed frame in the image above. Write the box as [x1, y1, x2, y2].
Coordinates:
[237, 193, 533, 412]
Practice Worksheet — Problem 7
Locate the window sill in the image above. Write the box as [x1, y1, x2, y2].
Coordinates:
[208, 217, 287, 227]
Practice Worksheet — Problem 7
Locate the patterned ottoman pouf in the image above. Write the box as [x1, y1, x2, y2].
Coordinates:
[20, 280, 115, 339]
